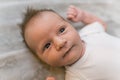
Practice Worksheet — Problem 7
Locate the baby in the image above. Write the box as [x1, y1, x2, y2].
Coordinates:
[20, 5, 120, 80]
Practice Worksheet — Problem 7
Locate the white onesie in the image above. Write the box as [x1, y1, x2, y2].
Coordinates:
[65, 22, 120, 80]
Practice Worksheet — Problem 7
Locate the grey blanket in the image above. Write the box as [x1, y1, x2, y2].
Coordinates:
[0, 0, 120, 80]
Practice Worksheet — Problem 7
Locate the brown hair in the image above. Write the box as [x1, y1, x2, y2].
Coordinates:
[19, 8, 65, 53]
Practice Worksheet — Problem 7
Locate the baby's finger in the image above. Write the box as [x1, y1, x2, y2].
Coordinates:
[67, 14, 74, 20]
[68, 6, 76, 12]
[46, 77, 56, 80]
[68, 6, 75, 11]
[67, 11, 77, 17]
[68, 6, 77, 14]
[69, 5, 76, 10]
[67, 8, 77, 16]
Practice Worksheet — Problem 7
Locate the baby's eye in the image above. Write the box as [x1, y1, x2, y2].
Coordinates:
[59, 27, 65, 33]
[44, 43, 51, 50]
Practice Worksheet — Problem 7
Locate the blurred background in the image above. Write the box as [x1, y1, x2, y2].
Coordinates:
[0, 0, 120, 80]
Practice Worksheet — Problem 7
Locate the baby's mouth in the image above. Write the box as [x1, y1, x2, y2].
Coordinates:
[63, 45, 73, 58]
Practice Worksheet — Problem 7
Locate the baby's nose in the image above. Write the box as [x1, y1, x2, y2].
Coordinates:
[53, 37, 67, 51]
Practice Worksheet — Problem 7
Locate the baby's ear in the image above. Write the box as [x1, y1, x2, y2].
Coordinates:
[46, 76, 56, 80]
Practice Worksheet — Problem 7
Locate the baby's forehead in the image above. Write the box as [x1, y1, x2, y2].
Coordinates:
[34, 11, 58, 18]
[36, 11, 65, 21]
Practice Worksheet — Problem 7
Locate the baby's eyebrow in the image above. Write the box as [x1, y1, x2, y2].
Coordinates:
[57, 21, 65, 27]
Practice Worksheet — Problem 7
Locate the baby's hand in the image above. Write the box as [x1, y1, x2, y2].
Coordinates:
[46, 76, 56, 80]
[67, 5, 84, 22]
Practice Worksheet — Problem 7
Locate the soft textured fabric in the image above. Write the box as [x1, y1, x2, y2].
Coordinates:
[65, 22, 120, 80]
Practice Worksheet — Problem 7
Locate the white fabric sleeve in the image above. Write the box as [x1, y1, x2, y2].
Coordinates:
[65, 70, 87, 80]
[79, 22, 105, 37]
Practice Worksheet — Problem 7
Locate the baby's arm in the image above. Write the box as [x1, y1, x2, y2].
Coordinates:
[67, 5, 107, 30]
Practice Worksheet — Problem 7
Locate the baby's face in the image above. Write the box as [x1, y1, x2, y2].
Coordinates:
[25, 12, 83, 66]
